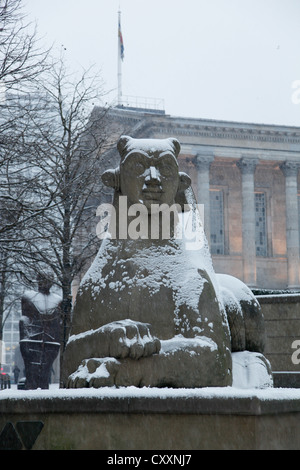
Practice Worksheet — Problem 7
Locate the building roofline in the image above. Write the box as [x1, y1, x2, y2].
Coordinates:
[100, 105, 300, 132]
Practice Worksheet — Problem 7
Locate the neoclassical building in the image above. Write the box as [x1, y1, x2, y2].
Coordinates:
[94, 104, 300, 291]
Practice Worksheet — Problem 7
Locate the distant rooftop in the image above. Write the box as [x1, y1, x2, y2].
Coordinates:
[115, 95, 165, 115]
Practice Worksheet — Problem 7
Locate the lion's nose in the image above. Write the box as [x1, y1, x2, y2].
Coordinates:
[145, 166, 161, 184]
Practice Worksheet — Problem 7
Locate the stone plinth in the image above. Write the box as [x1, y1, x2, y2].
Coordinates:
[1, 387, 300, 450]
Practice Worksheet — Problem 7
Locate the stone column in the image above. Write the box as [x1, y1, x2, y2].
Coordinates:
[280, 161, 300, 289]
[195, 152, 214, 243]
[236, 157, 258, 288]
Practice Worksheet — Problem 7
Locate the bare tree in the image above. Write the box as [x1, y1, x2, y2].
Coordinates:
[0, 0, 49, 91]
[0, 0, 51, 341]
[17, 58, 111, 354]
[0, 0, 51, 235]
[0, 1, 112, 371]
[0, 0, 52, 239]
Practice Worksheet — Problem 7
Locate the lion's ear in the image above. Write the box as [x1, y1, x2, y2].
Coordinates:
[178, 172, 191, 191]
[101, 168, 120, 190]
[168, 138, 181, 158]
[117, 135, 131, 158]
[175, 172, 192, 209]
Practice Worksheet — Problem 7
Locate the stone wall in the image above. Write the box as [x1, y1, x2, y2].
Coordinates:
[258, 294, 300, 371]
[1, 390, 300, 450]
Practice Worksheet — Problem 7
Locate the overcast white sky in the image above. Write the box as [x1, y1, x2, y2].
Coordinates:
[24, 0, 300, 127]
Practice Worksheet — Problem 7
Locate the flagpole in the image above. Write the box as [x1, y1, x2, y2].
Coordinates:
[118, 10, 122, 106]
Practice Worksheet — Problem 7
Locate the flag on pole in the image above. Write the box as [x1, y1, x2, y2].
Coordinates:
[118, 18, 124, 61]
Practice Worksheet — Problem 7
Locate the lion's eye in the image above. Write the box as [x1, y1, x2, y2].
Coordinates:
[158, 164, 171, 176]
[134, 161, 146, 174]
[123, 156, 147, 175]
[157, 161, 177, 177]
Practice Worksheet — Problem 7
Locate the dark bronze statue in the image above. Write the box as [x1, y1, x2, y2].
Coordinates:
[20, 275, 61, 389]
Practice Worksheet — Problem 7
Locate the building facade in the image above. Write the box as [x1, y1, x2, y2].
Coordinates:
[98, 105, 300, 291]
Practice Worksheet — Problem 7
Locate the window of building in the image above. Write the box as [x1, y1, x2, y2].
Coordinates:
[210, 189, 225, 255]
[255, 192, 267, 257]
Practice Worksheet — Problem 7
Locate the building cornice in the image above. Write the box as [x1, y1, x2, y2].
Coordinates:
[105, 107, 300, 146]
[154, 121, 300, 145]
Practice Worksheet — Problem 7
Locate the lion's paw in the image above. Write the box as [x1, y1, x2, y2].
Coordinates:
[67, 357, 120, 388]
[102, 319, 161, 359]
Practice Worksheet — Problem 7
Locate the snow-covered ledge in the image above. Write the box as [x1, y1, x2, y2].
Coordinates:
[0, 385, 300, 414]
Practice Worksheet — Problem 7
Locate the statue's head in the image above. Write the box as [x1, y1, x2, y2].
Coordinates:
[37, 273, 52, 295]
[102, 136, 191, 211]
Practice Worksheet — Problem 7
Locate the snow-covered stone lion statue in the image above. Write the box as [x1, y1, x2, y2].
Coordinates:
[61, 136, 272, 389]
